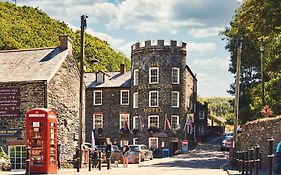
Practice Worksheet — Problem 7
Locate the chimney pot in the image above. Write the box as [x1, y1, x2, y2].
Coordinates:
[120, 63, 126, 74]
[59, 35, 72, 55]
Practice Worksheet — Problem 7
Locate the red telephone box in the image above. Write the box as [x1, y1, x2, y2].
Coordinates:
[26, 108, 58, 174]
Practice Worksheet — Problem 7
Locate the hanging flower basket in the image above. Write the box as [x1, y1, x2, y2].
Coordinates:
[97, 128, 103, 135]
[148, 127, 160, 134]
[132, 129, 139, 134]
[120, 128, 130, 134]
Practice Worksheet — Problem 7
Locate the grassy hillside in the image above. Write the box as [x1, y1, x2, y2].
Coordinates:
[0, 2, 130, 72]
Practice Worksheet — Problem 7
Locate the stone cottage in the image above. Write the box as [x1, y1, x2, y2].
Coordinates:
[0, 36, 81, 170]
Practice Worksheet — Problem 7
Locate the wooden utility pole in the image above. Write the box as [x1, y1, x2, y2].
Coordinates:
[233, 39, 242, 150]
[260, 39, 265, 107]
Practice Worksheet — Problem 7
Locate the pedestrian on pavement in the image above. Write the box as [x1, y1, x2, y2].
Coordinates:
[122, 141, 130, 168]
[105, 137, 112, 169]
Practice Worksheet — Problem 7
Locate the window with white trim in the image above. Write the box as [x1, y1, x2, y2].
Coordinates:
[120, 90, 129, 105]
[148, 115, 159, 128]
[133, 116, 139, 129]
[171, 115, 179, 130]
[133, 92, 138, 108]
[199, 111, 205, 119]
[134, 69, 139, 86]
[149, 137, 158, 149]
[93, 91, 102, 105]
[119, 113, 130, 129]
[133, 138, 138, 145]
[172, 68, 180, 84]
[171, 91, 179, 107]
[93, 114, 103, 129]
[149, 91, 158, 107]
[8, 145, 26, 170]
[149, 67, 159, 84]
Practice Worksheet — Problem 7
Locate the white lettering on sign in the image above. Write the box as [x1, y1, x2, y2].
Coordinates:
[48, 114, 56, 119]
[29, 114, 45, 117]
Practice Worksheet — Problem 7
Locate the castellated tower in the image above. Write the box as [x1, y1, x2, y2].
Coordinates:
[130, 40, 194, 150]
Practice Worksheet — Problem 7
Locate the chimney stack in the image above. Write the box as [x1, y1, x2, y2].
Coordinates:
[120, 63, 126, 74]
[59, 35, 72, 55]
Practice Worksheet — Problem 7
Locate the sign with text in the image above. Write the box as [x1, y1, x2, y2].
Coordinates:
[0, 128, 22, 138]
[0, 87, 20, 118]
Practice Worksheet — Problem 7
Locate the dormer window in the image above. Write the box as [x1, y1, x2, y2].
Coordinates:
[96, 70, 110, 84]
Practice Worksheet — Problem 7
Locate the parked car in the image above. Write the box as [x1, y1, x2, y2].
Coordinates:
[127, 151, 140, 164]
[128, 144, 153, 162]
[221, 135, 233, 151]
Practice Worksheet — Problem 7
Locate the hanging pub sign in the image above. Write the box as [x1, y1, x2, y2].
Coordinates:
[0, 87, 20, 118]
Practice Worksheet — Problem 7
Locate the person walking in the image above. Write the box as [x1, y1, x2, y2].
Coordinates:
[122, 141, 130, 168]
[105, 137, 112, 169]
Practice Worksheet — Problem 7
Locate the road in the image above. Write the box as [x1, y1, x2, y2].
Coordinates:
[2, 136, 229, 175]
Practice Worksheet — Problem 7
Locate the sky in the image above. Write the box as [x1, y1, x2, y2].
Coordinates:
[10, 0, 242, 97]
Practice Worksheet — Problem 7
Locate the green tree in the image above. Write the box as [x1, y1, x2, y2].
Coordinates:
[0, 2, 130, 72]
[222, 0, 281, 122]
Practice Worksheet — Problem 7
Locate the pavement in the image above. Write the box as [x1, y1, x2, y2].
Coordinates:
[1, 136, 232, 175]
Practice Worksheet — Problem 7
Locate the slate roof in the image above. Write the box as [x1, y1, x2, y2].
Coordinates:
[0, 47, 68, 82]
[85, 71, 131, 88]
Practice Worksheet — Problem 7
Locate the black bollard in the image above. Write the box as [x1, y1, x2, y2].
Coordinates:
[107, 156, 111, 169]
[89, 150, 92, 171]
[246, 150, 249, 175]
[249, 148, 254, 175]
[268, 137, 274, 175]
[238, 151, 242, 172]
[255, 144, 260, 175]
[25, 146, 30, 175]
[98, 150, 101, 171]
[242, 151, 245, 174]
[76, 147, 80, 172]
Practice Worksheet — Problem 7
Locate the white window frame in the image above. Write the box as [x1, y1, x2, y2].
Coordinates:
[132, 138, 138, 145]
[134, 69, 139, 86]
[133, 92, 138, 108]
[133, 116, 139, 129]
[149, 91, 159, 107]
[93, 90, 102, 105]
[148, 115, 159, 128]
[171, 115, 179, 130]
[171, 91, 179, 108]
[149, 137, 159, 149]
[93, 113, 103, 129]
[149, 67, 159, 84]
[8, 145, 26, 170]
[119, 113, 130, 129]
[120, 90, 129, 105]
[199, 111, 205, 119]
[172, 67, 180, 84]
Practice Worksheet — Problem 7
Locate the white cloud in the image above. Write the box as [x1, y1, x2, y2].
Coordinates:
[192, 57, 230, 70]
[87, 28, 132, 57]
[196, 73, 231, 97]
[188, 42, 216, 54]
[16, 0, 237, 35]
[188, 27, 224, 38]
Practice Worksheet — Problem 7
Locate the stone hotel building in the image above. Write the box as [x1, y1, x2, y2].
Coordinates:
[85, 40, 207, 155]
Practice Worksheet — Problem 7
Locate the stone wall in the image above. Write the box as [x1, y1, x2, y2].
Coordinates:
[85, 87, 131, 145]
[47, 55, 81, 162]
[239, 116, 281, 167]
[0, 81, 46, 147]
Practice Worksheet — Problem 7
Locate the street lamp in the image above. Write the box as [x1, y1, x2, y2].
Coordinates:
[77, 14, 88, 172]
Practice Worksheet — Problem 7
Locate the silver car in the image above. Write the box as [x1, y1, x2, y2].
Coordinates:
[129, 144, 153, 162]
